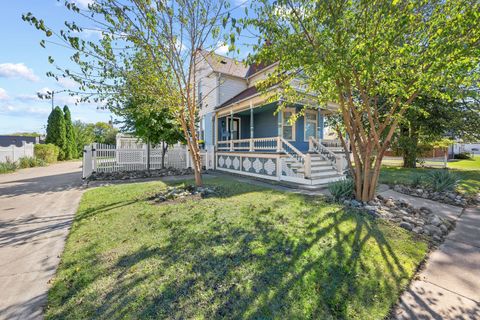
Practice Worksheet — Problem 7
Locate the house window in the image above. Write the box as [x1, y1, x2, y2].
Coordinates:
[282, 109, 295, 141]
[304, 110, 318, 141]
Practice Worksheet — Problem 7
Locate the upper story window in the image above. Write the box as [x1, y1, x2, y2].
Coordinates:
[304, 110, 318, 141]
[282, 108, 296, 141]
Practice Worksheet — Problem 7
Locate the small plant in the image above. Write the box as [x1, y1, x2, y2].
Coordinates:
[427, 170, 459, 192]
[328, 178, 354, 201]
[0, 160, 18, 174]
[410, 173, 424, 188]
[18, 156, 47, 168]
[454, 152, 471, 160]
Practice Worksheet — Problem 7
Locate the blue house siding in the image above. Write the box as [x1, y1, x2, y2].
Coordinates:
[215, 103, 324, 153]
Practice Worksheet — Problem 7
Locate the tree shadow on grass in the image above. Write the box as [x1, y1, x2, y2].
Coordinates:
[47, 192, 421, 320]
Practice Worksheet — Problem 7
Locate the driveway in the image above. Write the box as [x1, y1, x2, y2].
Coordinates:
[0, 161, 84, 320]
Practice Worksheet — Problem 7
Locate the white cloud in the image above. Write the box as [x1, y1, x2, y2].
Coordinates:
[0, 88, 9, 100]
[0, 63, 39, 82]
[215, 43, 229, 55]
[0, 103, 50, 117]
[57, 77, 79, 89]
[74, 0, 94, 9]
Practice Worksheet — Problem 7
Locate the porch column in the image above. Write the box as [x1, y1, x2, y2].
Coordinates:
[249, 102, 254, 151]
[317, 108, 324, 141]
[214, 113, 218, 147]
[230, 108, 234, 151]
[277, 109, 283, 137]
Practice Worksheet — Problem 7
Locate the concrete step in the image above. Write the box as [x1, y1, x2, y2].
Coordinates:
[309, 175, 345, 185]
[297, 166, 336, 174]
[310, 171, 340, 178]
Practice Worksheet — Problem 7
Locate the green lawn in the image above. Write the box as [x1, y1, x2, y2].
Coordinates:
[380, 156, 480, 195]
[46, 178, 428, 320]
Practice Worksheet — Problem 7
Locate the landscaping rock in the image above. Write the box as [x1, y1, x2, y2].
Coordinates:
[400, 222, 413, 231]
[151, 185, 218, 203]
[89, 167, 195, 181]
[385, 184, 477, 207]
[339, 191, 457, 246]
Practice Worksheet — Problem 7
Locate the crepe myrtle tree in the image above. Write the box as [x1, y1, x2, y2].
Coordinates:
[23, 0, 234, 186]
[236, 0, 480, 201]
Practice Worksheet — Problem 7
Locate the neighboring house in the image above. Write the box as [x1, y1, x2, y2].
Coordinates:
[195, 50, 346, 186]
[0, 135, 41, 148]
[451, 142, 480, 156]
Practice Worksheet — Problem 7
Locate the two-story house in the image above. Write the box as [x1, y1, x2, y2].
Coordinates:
[195, 49, 347, 186]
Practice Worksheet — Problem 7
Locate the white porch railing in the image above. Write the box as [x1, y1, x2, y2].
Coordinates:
[217, 137, 279, 152]
[309, 137, 348, 173]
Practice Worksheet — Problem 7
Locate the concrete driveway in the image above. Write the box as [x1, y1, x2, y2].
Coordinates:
[0, 161, 84, 320]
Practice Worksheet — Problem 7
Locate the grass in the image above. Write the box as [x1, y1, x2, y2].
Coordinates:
[46, 178, 428, 319]
[0, 161, 18, 174]
[380, 156, 480, 195]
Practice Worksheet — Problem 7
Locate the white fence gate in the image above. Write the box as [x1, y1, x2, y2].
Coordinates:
[0, 142, 34, 163]
[82, 143, 214, 179]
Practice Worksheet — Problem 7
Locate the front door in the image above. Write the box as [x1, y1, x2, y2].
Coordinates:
[227, 117, 240, 140]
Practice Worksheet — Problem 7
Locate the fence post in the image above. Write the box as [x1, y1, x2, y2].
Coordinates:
[92, 143, 97, 172]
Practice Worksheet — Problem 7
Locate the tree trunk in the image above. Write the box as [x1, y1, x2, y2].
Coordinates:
[146, 140, 151, 172]
[161, 141, 166, 169]
[189, 143, 203, 186]
[400, 123, 419, 168]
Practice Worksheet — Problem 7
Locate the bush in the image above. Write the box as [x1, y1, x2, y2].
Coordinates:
[17, 156, 46, 169]
[427, 170, 460, 192]
[410, 173, 424, 188]
[0, 160, 17, 174]
[328, 178, 354, 201]
[34, 144, 60, 163]
[454, 152, 472, 160]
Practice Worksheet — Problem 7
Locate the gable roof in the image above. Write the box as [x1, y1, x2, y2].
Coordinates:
[216, 86, 259, 109]
[199, 50, 249, 78]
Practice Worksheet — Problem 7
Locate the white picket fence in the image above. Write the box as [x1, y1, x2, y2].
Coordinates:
[0, 143, 34, 163]
[82, 143, 213, 179]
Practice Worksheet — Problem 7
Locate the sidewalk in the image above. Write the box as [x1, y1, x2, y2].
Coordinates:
[385, 190, 480, 319]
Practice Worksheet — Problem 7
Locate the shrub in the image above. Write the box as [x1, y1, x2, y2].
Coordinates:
[17, 156, 46, 168]
[427, 170, 460, 192]
[34, 144, 60, 163]
[454, 152, 471, 160]
[0, 160, 17, 174]
[328, 178, 354, 201]
[410, 173, 424, 188]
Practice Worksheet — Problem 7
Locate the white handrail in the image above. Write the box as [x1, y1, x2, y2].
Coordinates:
[280, 137, 305, 164]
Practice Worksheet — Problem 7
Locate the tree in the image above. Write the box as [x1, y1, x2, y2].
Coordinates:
[72, 120, 95, 156]
[45, 106, 67, 160]
[239, 0, 479, 200]
[397, 94, 480, 167]
[63, 105, 77, 159]
[114, 51, 184, 169]
[23, 0, 231, 186]
[93, 122, 118, 145]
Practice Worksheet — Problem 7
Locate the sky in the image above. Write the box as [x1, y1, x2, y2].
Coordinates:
[0, 0, 251, 135]
[0, 0, 114, 134]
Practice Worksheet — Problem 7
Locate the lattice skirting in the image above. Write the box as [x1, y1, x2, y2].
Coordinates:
[216, 154, 278, 177]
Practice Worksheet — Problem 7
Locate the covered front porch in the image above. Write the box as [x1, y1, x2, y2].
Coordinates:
[212, 102, 347, 186]
[215, 102, 325, 153]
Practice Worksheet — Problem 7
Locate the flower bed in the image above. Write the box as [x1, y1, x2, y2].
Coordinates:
[89, 167, 194, 181]
[342, 195, 456, 245]
[392, 184, 477, 207]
